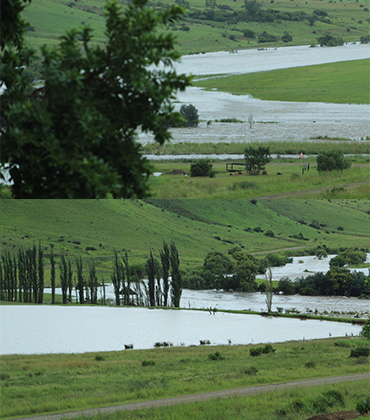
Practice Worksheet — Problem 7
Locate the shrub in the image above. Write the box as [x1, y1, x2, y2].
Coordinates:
[142, 360, 155, 366]
[305, 360, 316, 368]
[258, 31, 277, 43]
[190, 159, 214, 177]
[356, 397, 370, 415]
[208, 351, 224, 360]
[243, 29, 255, 38]
[250, 347, 263, 357]
[350, 347, 370, 358]
[95, 355, 105, 361]
[244, 366, 258, 375]
[0, 373, 10, 381]
[264, 230, 275, 237]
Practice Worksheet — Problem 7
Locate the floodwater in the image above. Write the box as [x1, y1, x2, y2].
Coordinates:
[0, 305, 362, 355]
[139, 43, 370, 145]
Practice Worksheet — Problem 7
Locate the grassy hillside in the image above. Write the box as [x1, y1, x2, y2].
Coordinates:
[22, 0, 370, 54]
[1, 200, 369, 275]
[194, 59, 370, 104]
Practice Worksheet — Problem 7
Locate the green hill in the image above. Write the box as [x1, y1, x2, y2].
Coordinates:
[22, 0, 370, 55]
[1, 199, 368, 275]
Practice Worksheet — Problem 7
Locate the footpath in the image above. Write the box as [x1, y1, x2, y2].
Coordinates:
[12, 373, 370, 420]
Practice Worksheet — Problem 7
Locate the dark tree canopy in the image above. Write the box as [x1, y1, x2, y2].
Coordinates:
[244, 145, 271, 174]
[1, 0, 191, 198]
[180, 104, 199, 127]
[316, 150, 351, 172]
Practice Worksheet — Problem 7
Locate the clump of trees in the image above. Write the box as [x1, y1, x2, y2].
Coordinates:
[317, 150, 351, 172]
[317, 33, 344, 46]
[277, 269, 369, 298]
[183, 249, 265, 291]
[1, 0, 190, 198]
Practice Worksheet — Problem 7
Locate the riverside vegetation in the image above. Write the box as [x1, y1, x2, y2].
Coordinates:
[0, 338, 369, 419]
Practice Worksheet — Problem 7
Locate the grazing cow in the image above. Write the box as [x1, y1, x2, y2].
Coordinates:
[277, 172, 282, 175]
[124, 344, 134, 350]
[262, 171, 267, 175]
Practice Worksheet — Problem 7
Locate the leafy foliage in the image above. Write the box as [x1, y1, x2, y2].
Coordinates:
[244, 145, 271, 174]
[317, 33, 344, 46]
[317, 149, 351, 172]
[180, 104, 199, 127]
[360, 318, 370, 341]
[190, 159, 214, 177]
[1, 0, 190, 198]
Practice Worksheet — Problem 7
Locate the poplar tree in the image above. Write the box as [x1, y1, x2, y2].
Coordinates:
[37, 242, 44, 303]
[146, 251, 156, 307]
[112, 251, 123, 306]
[122, 253, 131, 306]
[160, 241, 170, 307]
[170, 242, 182, 307]
[68, 260, 73, 301]
[50, 247, 56, 304]
[75, 256, 84, 304]
[88, 259, 98, 304]
[59, 254, 68, 304]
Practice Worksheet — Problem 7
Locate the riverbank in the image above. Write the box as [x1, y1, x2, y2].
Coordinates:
[1, 337, 369, 419]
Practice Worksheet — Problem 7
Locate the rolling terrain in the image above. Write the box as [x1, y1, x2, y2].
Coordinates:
[1, 199, 369, 272]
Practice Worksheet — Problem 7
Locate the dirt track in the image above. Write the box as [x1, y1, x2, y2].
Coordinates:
[13, 373, 370, 420]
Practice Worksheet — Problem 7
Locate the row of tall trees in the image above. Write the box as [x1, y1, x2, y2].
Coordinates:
[111, 241, 182, 307]
[0, 241, 183, 307]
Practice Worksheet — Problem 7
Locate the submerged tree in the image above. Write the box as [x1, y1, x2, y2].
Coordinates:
[50, 247, 56, 304]
[160, 241, 170, 307]
[1, 0, 191, 198]
[264, 267, 273, 313]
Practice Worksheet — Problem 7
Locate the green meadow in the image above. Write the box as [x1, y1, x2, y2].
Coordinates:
[1, 199, 369, 275]
[194, 59, 370, 104]
[1, 338, 369, 418]
[149, 159, 369, 199]
[22, 0, 370, 55]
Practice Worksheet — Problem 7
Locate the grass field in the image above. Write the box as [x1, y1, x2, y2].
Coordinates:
[143, 141, 370, 156]
[0, 337, 369, 418]
[1, 199, 369, 277]
[194, 59, 370, 104]
[22, 0, 370, 55]
[149, 160, 369, 199]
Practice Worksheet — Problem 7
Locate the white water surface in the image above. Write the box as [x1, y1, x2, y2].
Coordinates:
[0, 305, 361, 355]
[175, 43, 370, 76]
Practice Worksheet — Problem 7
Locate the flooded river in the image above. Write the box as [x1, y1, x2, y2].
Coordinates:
[0, 305, 362, 355]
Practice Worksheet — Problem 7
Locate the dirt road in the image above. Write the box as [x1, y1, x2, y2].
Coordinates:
[13, 373, 369, 420]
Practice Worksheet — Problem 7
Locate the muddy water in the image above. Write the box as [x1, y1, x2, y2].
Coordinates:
[0, 305, 362, 355]
[140, 44, 370, 145]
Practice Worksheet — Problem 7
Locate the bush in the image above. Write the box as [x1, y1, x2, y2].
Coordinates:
[317, 149, 351, 172]
[264, 229, 275, 237]
[244, 366, 258, 375]
[356, 397, 370, 415]
[208, 351, 224, 360]
[305, 360, 316, 368]
[258, 31, 277, 43]
[350, 347, 370, 358]
[190, 159, 214, 177]
[250, 344, 275, 356]
[142, 360, 155, 366]
[95, 355, 105, 361]
[243, 29, 255, 38]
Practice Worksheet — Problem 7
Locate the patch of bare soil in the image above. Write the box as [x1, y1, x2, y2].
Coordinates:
[306, 410, 367, 420]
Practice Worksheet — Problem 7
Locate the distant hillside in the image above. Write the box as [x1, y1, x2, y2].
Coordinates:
[1, 200, 368, 273]
[22, 0, 370, 54]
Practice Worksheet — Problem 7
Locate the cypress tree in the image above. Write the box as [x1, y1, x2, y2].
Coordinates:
[160, 241, 170, 307]
[13, 254, 17, 302]
[28, 245, 37, 303]
[17, 248, 25, 303]
[50, 247, 56, 304]
[0, 258, 3, 301]
[170, 242, 182, 307]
